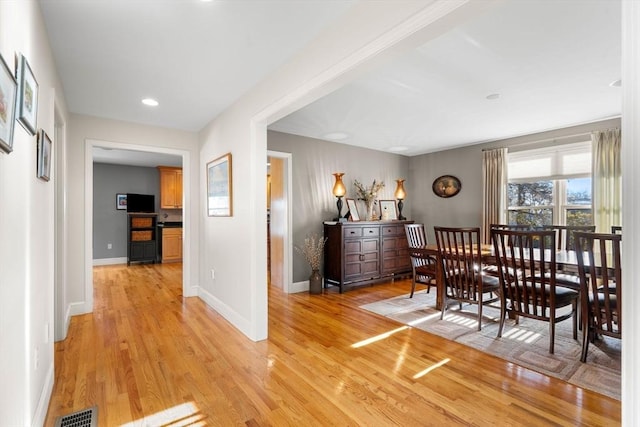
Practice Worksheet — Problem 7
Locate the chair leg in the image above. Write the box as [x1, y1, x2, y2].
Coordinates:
[549, 321, 555, 354]
[580, 320, 591, 362]
[497, 306, 506, 338]
[440, 299, 446, 320]
[572, 300, 577, 340]
[477, 301, 483, 331]
[410, 278, 416, 298]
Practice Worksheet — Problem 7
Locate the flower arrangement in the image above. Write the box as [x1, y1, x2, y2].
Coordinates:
[353, 179, 385, 204]
[294, 233, 327, 271]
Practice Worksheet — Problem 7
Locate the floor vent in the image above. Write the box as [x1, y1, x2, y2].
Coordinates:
[54, 406, 98, 427]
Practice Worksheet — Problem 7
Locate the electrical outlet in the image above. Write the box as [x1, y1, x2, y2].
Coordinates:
[211, 269, 215, 280]
[107, 243, 112, 249]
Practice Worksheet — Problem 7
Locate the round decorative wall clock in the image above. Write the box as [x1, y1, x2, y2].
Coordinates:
[432, 175, 461, 198]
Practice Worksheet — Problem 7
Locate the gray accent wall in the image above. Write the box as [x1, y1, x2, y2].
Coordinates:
[267, 131, 410, 282]
[93, 163, 160, 259]
[407, 117, 621, 243]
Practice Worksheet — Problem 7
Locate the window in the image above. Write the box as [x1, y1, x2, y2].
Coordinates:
[507, 142, 592, 226]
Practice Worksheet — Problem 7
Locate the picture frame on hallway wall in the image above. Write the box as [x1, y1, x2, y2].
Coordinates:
[0, 51, 18, 154]
[16, 53, 38, 135]
[37, 129, 52, 181]
[207, 152, 233, 217]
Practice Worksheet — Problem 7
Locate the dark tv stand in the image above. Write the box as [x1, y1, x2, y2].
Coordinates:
[127, 213, 158, 265]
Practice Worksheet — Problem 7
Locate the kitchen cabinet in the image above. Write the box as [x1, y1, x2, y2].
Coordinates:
[158, 166, 183, 209]
[161, 227, 183, 262]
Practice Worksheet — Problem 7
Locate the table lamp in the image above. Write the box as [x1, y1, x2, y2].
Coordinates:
[395, 179, 406, 220]
[332, 173, 347, 221]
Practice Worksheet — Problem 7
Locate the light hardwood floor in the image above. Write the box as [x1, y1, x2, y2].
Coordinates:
[45, 263, 620, 426]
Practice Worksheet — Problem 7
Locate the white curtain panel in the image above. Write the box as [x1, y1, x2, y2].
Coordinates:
[482, 148, 507, 243]
[592, 128, 622, 233]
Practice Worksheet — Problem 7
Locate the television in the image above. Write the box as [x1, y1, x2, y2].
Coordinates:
[126, 193, 155, 213]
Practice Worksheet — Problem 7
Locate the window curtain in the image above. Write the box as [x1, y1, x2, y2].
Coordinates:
[592, 129, 622, 233]
[482, 148, 507, 243]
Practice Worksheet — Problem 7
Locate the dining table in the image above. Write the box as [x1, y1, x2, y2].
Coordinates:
[416, 243, 598, 310]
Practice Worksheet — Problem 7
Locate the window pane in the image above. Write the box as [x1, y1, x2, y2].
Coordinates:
[507, 209, 553, 227]
[507, 181, 553, 207]
[566, 208, 593, 226]
[566, 178, 591, 205]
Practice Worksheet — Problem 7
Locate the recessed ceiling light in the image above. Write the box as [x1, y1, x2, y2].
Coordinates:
[388, 146, 409, 153]
[322, 132, 349, 141]
[486, 93, 500, 100]
[609, 79, 622, 88]
[142, 98, 159, 107]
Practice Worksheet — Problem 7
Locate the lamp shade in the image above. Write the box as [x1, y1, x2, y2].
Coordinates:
[394, 179, 406, 200]
[332, 173, 346, 197]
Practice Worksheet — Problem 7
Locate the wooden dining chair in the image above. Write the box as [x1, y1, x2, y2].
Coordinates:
[490, 228, 578, 354]
[540, 225, 596, 251]
[404, 224, 437, 297]
[574, 232, 621, 362]
[611, 225, 622, 235]
[434, 226, 500, 330]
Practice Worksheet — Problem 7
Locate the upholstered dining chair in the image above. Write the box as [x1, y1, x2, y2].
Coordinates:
[434, 226, 500, 330]
[574, 232, 622, 362]
[490, 228, 579, 354]
[404, 224, 437, 297]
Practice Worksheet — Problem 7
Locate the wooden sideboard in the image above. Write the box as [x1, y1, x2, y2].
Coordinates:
[323, 220, 413, 292]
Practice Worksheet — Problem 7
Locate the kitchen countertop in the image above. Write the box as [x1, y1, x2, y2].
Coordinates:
[157, 222, 182, 228]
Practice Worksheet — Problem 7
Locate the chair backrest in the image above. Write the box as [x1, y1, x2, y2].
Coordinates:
[611, 225, 622, 235]
[489, 224, 532, 246]
[490, 228, 557, 319]
[434, 227, 483, 302]
[574, 232, 622, 338]
[405, 223, 427, 248]
[540, 225, 596, 251]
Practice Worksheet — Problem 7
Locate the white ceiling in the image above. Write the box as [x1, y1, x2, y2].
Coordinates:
[271, 0, 622, 156]
[40, 0, 621, 162]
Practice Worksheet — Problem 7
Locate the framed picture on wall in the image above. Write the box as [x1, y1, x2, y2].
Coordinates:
[116, 193, 127, 210]
[207, 152, 233, 217]
[16, 53, 38, 135]
[37, 129, 52, 181]
[0, 51, 18, 153]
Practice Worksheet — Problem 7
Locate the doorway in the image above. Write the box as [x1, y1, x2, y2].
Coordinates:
[267, 151, 292, 292]
[84, 139, 192, 315]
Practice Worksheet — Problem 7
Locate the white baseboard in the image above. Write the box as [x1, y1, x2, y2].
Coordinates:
[197, 287, 255, 341]
[93, 257, 127, 266]
[31, 362, 54, 427]
[69, 301, 90, 317]
[289, 280, 310, 294]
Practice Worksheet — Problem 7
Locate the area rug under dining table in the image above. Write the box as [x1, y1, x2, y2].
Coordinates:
[360, 290, 621, 400]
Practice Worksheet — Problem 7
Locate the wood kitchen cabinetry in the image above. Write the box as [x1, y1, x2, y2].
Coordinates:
[158, 166, 183, 209]
[161, 227, 183, 263]
[323, 220, 413, 292]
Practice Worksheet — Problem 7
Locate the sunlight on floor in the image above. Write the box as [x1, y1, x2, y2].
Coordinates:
[413, 358, 451, 379]
[351, 326, 409, 348]
[502, 327, 541, 343]
[443, 313, 478, 328]
[407, 311, 441, 326]
[120, 402, 205, 427]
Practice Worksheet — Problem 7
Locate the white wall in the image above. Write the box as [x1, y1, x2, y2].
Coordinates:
[0, 1, 69, 424]
[197, 0, 493, 342]
[66, 114, 200, 317]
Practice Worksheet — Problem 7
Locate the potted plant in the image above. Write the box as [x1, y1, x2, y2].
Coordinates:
[295, 233, 327, 294]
